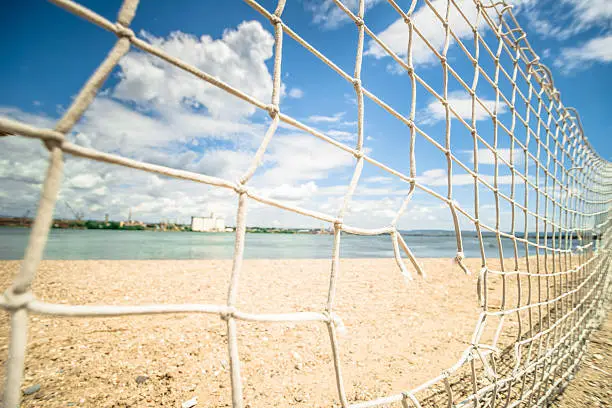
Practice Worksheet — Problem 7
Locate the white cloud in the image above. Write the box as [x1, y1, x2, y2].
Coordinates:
[366, 0, 480, 66]
[363, 176, 393, 184]
[255, 181, 318, 201]
[418, 168, 520, 186]
[69, 174, 104, 189]
[189, 149, 254, 180]
[0, 107, 55, 190]
[527, 14, 574, 41]
[326, 129, 356, 142]
[305, 0, 384, 29]
[307, 112, 345, 123]
[5, 18, 506, 230]
[554, 34, 612, 73]
[258, 133, 355, 185]
[288, 88, 304, 99]
[420, 91, 505, 124]
[114, 21, 274, 119]
[466, 148, 525, 166]
[0, 22, 283, 226]
[74, 97, 264, 168]
[525, 0, 612, 41]
[565, 0, 612, 28]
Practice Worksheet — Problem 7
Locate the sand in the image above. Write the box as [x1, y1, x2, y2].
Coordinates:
[553, 312, 611, 407]
[0, 257, 605, 407]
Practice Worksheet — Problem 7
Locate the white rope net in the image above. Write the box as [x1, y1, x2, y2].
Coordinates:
[1, 0, 611, 407]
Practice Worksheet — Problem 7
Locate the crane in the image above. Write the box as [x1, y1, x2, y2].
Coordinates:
[20, 209, 31, 226]
[65, 201, 85, 222]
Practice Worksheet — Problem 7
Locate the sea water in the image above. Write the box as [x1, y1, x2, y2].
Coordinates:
[0, 227, 582, 260]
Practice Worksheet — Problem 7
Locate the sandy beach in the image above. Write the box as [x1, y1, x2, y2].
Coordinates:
[0, 257, 603, 407]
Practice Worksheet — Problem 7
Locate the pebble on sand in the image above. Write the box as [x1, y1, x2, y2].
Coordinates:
[135, 375, 149, 384]
[182, 396, 198, 408]
[23, 384, 41, 395]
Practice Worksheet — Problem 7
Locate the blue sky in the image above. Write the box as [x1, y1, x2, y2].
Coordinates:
[1, 0, 610, 231]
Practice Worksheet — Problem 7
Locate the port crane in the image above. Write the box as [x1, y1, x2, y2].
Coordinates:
[65, 201, 84, 222]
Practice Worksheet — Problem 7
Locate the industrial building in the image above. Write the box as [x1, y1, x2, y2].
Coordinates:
[191, 213, 225, 232]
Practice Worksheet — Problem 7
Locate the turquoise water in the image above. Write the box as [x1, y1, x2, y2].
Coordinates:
[0, 227, 548, 260]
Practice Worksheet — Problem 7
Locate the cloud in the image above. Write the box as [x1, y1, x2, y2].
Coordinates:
[288, 88, 304, 99]
[69, 174, 104, 189]
[307, 112, 345, 123]
[565, 0, 612, 29]
[114, 21, 275, 119]
[420, 91, 505, 124]
[5, 17, 512, 231]
[255, 181, 318, 201]
[0, 22, 314, 226]
[258, 133, 355, 185]
[0, 107, 55, 189]
[463, 148, 525, 166]
[554, 34, 612, 73]
[418, 168, 521, 186]
[526, 0, 612, 40]
[363, 176, 393, 184]
[305, 0, 384, 29]
[326, 129, 356, 142]
[365, 0, 480, 66]
[189, 149, 254, 180]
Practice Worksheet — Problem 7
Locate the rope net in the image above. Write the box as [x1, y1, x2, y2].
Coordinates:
[1, 0, 611, 407]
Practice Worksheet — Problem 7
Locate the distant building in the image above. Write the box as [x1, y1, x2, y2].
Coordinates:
[191, 213, 225, 232]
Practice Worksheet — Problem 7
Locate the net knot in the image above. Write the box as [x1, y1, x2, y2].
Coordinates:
[353, 149, 365, 159]
[114, 23, 135, 39]
[454, 251, 470, 275]
[401, 391, 420, 406]
[266, 104, 280, 118]
[44, 138, 63, 152]
[269, 14, 282, 26]
[403, 16, 411, 25]
[323, 311, 346, 335]
[234, 183, 249, 195]
[354, 17, 364, 27]
[439, 55, 447, 64]
[333, 219, 343, 230]
[1, 289, 34, 311]
[352, 77, 362, 89]
[220, 306, 236, 321]
[526, 57, 540, 71]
